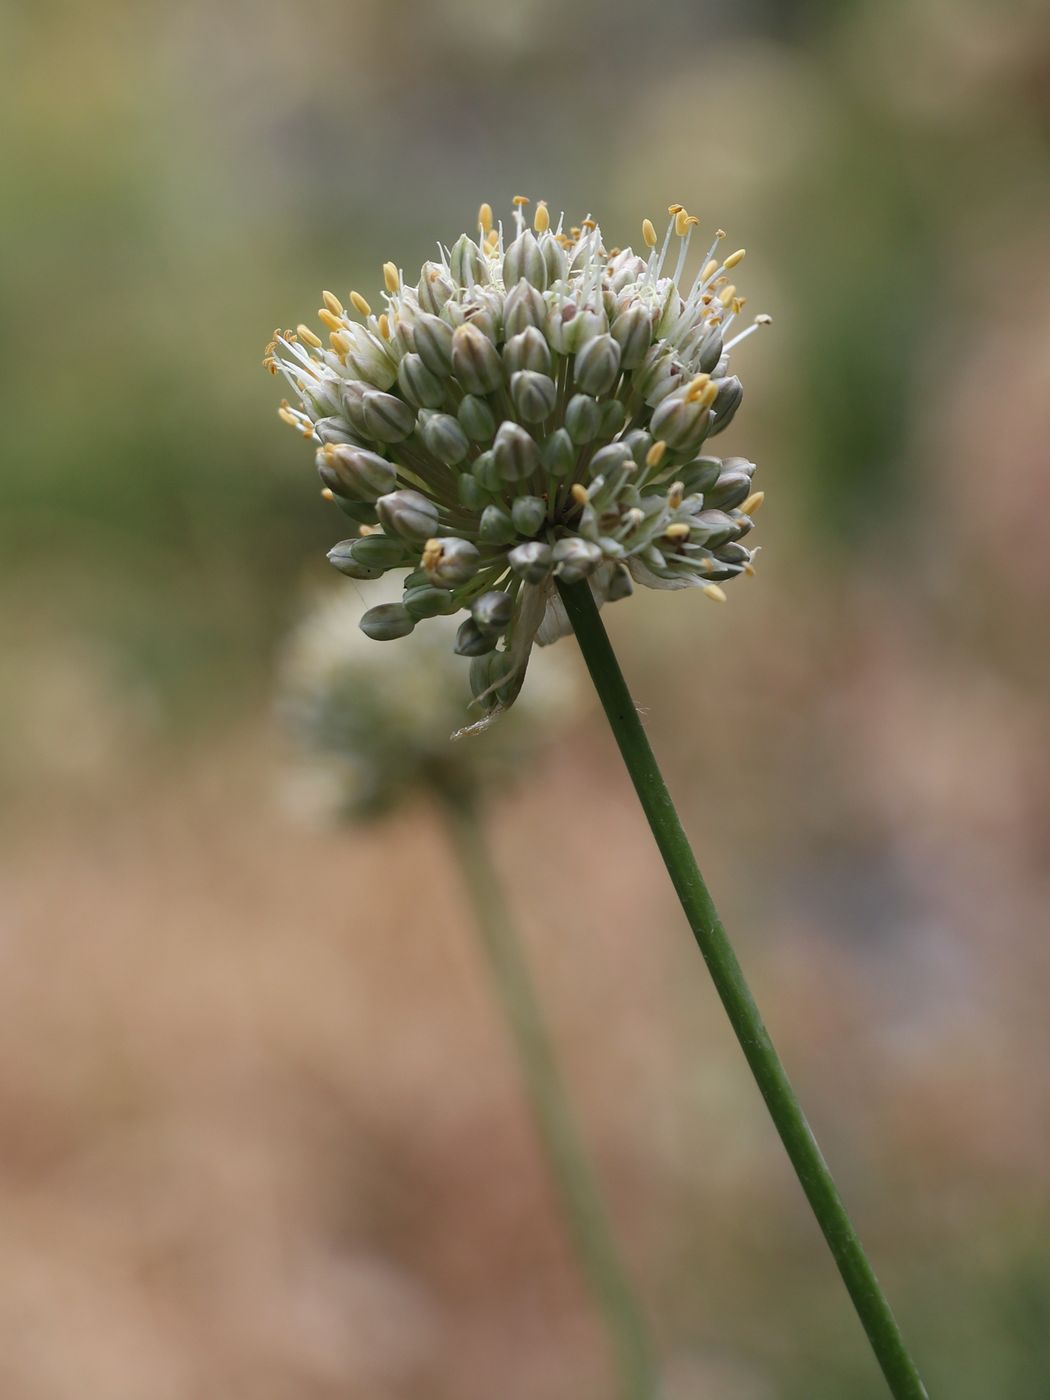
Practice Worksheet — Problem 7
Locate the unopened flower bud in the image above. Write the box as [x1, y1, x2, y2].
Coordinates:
[417, 261, 454, 314]
[360, 602, 415, 640]
[689, 509, 737, 548]
[376, 489, 440, 542]
[503, 232, 548, 290]
[705, 468, 752, 510]
[649, 393, 711, 451]
[510, 370, 557, 423]
[607, 563, 634, 601]
[677, 456, 722, 494]
[508, 540, 553, 582]
[708, 376, 743, 436]
[471, 590, 514, 636]
[413, 313, 455, 375]
[314, 416, 364, 447]
[458, 474, 485, 509]
[503, 280, 547, 336]
[449, 234, 485, 288]
[419, 411, 471, 465]
[598, 399, 627, 436]
[397, 352, 446, 410]
[451, 322, 504, 395]
[565, 393, 601, 444]
[479, 503, 516, 545]
[316, 444, 397, 500]
[552, 536, 603, 583]
[540, 232, 568, 284]
[610, 305, 654, 368]
[492, 420, 540, 481]
[326, 540, 384, 579]
[511, 496, 547, 536]
[573, 334, 622, 395]
[503, 326, 552, 376]
[454, 617, 498, 656]
[350, 533, 409, 569]
[422, 536, 480, 586]
[472, 450, 502, 492]
[361, 391, 416, 443]
[403, 584, 456, 619]
[458, 394, 496, 442]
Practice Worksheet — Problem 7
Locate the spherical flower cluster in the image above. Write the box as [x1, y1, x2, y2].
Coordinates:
[277, 584, 577, 816]
[265, 199, 769, 719]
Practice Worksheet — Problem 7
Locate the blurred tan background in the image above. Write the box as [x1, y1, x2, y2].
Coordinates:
[3, 0, 1050, 1395]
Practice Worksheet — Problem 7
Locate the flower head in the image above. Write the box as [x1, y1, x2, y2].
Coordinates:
[277, 583, 576, 816]
[265, 199, 769, 720]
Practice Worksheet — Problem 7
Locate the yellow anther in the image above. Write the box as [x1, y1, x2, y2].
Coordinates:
[383, 262, 399, 293]
[718, 284, 737, 306]
[485, 229, 500, 250]
[685, 214, 701, 228]
[320, 487, 335, 502]
[715, 228, 726, 240]
[755, 313, 773, 326]
[533, 201, 550, 233]
[349, 290, 372, 317]
[740, 491, 765, 516]
[421, 538, 444, 571]
[743, 562, 756, 577]
[731, 297, 746, 314]
[665, 522, 691, 542]
[318, 307, 342, 333]
[512, 194, 530, 206]
[378, 313, 391, 340]
[322, 290, 343, 315]
[675, 209, 690, 237]
[571, 483, 590, 506]
[667, 203, 684, 215]
[701, 259, 719, 282]
[724, 248, 746, 269]
[645, 440, 668, 469]
[702, 584, 727, 603]
[698, 380, 719, 408]
[277, 406, 298, 427]
[668, 481, 684, 508]
[685, 373, 711, 401]
[642, 218, 657, 248]
[296, 324, 322, 348]
[478, 201, 493, 233]
[329, 329, 351, 354]
[581, 217, 597, 230]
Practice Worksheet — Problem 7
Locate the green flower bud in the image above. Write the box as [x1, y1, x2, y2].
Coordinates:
[316, 444, 397, 501]
[511, 495, 547, 536]
[635, 348, 686, 407]
[326, 540, 384, 579]
[397, 352, 446, 410]
[492, 421, 540, 481]
[350, 533, 410, 568]
[340, 381, 370, 436]
[479, 503, 517, 545]
[449, 233, 485, 288]
[588, 443, 634, 479]
[508, 540, 553, 582]
[417, 261, 454, 314]
[598, 399, 627, 437]
[314, 417, 365, 447]
[458, 393, 496, 442]
[360, 602, 415, 640]
[333, 498, 379, 525]
[540, 232, 568, 284]
[345, 342, 398, 391]
[472, 449, 502, 492]
[471, 589, 514, 636]
[713, 541, 751, 565]
[376, 488, 440, 542]
[708, 376, 742, 436]
[542, 427, 576, 476]
[503, 232, 548, 290]
[503, 279, 547, 336]
[565, 393, 601, 444]
[403, 584, 456, 619]
[621, 429, 654, 468]
[552, 536, 603, 583]
[610, 305, 653, 368]
[454, 617, 498, 656]
[451, 322, 504, 395]
[510, 370, 557, 424]
[607, 563, 634, 601]
[677, 456, 722, 494]
[457, 473, 486, 509]
[705, 468, 752, 510]
[413, 313, 455, 376]
[547, 302, 606, 354]
[573, 334, 622, 395]
[695, 326, 724, 374]
[503, 326, 553, 376]
[419, 410, 471, 465]
[649, 393, 711, 451]
[422, 536, 480, 586]
[361, 391, 416, 443]
[689, 509, 737, 548]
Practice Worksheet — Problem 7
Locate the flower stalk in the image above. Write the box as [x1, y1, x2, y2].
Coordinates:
[442, 787, 660, 1400]
[557, 576, 928, 1400]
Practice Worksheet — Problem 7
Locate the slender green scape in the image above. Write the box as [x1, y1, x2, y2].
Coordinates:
[557, 577, 929, 1400]
[443, 789, 660, 1400]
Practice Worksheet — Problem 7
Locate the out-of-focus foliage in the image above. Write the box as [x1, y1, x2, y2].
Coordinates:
[2, 0, 1049, 1395]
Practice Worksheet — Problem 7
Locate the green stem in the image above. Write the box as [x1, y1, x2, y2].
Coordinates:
[557, 578, 929, 1400]
[441, 789, 660, 1400]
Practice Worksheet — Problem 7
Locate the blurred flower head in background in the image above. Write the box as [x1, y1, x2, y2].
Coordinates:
[276, 581, 578, 820]
[267, 199, 768, 721]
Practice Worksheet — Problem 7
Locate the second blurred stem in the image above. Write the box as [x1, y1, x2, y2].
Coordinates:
[441, 790, 660, 1400]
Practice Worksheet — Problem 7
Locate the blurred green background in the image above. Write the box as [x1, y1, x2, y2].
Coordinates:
[2, 1, 1049, 1396]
